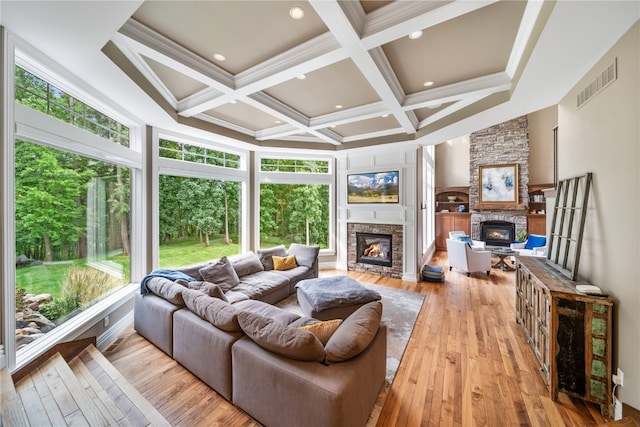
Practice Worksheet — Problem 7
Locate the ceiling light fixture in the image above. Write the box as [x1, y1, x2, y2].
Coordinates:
[289, 7, 304, 19]
[381, 114, 389, 118]
[296, 74, 306, 80]
[335, 104, 343, 109]
[423, 81, 434, 87]
[275, 120, 282, 124]
[213, 53, 226, 61]
[409, 30, 423, 40]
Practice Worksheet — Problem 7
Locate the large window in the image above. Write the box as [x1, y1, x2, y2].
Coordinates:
[258, 155, 333, 250]
[14, 140, 130, 350]
[158, 175, 242, 268]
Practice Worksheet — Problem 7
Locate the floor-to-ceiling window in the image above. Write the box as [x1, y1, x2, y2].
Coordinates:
[257, 155, 333, 250]
[156, 136, 247, 268]
[7, 59, 142, 366]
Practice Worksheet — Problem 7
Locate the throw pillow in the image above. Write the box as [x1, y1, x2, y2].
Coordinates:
[456, 235, 473, 247]
[287, 243, 319, 268]
[187, 281, 228, 301]
[257, 245, 287, 271]
[299, 319, 343, 345]
[198, 256, 240, 292]
[230, 251, 264, 277]
[145, 277, 185, 306]
[273, 255, 298, 271]
[524, 234, 547, 250]
[181, 288, 241, 332]
[324, 301, 382, 363]
[237, 311, 325, 362]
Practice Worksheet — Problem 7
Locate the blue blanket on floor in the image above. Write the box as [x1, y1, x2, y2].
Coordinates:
[140, 269, 195, 295]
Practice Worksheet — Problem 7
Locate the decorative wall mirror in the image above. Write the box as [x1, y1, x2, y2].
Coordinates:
[546, 173, 592, 280]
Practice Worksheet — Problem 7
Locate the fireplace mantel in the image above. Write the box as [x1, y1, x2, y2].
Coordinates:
[471, 203, 527, 211]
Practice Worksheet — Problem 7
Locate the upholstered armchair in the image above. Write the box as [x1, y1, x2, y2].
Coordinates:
[510, 234, 547, 258]
[448, 231, 486, 250]
[446, 238, 492, 277]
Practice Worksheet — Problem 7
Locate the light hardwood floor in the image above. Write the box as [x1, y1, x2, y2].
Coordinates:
[104, 250, 610, 426]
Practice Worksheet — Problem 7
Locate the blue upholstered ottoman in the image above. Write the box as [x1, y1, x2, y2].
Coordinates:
[295, 276, 381, 320]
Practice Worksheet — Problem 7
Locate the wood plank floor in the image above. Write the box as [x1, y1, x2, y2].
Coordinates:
[104, 250, 610, 426]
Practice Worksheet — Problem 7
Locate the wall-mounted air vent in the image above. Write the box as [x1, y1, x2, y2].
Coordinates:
[577, 58, 617, 109]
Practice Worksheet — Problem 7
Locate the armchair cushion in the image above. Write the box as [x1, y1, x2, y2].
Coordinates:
[524, 234, 547, 250]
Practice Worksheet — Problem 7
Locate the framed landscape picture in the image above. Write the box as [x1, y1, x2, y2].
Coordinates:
[478, 164, 518, 204]
[347, 170, 399, 204]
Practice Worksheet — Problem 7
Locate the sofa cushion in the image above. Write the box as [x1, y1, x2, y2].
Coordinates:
[257, 245, 287, 271]
[231, 251, 264, 277]
[324, 301, 382, 363]
[273, 255, 298, 271]
[145, 277, 185, 306]
[287, 243, 319, 269]
[299, 319, 343, 345]
[237, 311, 325, 362]
[177, 262, 208, 282]
[234, 299, 300, 325]
[182, 288, 242, 332]
[199, 256, 240, 292]
[232, 271, 290, 300]
[187, 281, 227, 301]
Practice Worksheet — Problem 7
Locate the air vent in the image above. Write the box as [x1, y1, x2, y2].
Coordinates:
[577, 58, 617, 109]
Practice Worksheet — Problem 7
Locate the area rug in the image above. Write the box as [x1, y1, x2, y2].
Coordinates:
[275, 280, 425, 425]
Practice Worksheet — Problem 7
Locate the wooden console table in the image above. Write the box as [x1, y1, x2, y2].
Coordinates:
[515, 256, 613, 417]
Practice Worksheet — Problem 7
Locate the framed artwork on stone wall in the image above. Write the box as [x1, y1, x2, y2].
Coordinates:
[478, 164, 519, 204]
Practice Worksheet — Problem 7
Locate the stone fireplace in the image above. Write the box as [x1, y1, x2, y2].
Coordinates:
[347, 223, 402, 278]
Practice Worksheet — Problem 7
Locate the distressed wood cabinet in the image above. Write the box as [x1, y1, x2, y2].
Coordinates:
[516, 256, 613, 417]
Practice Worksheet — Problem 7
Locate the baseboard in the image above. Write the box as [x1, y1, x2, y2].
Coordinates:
[623, 403, 640, 425]
[97, 311, 133, 350]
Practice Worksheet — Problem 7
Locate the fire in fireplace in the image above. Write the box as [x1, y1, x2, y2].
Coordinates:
[480, 220, 516, 247]
[356, 232, 392, 267]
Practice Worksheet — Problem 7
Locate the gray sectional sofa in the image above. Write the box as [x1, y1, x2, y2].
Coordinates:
[134, 243, 387, 427]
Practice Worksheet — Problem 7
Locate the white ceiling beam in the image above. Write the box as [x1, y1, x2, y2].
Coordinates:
[360, 0, 498, 50]
[309, 101, 388, 129]
[342, 127, 406, 143]
[402, 72, 512, 111]
[506, 0, 547, 79]
[116, 20, 234, 89]
[417, 95, 487, 129]
[309, 0, 417, 135]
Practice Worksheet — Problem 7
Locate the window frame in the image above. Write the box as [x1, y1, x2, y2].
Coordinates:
[2, 32, 145, 371]
[255, 152, 335, 254]
[152, 129, 250, 269]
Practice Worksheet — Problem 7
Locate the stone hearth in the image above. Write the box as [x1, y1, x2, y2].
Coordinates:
[347, 223, 403, 278]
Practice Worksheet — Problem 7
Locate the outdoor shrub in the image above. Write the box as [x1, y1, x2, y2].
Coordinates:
[40, 266, 124, 322]
[16, 288, 26, 312]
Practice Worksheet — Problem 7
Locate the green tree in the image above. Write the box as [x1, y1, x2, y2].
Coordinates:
[287, 185, 324, 245]
[259, 186, 279, 242]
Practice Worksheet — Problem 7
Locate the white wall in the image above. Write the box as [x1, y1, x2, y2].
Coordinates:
[558, 21, 639, 408]
[336, 143, 419, 281]
[528, 105, 557, 185]
[435, 136, 470, 187]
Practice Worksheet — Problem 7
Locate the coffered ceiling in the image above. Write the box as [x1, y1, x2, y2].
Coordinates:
[108, 0, 538, 148]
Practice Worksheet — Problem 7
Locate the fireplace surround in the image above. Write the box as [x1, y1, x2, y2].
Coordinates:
[347, 223, 403, 278]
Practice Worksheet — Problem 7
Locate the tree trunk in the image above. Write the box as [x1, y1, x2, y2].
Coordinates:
[305, 216, 310, 246]
[117, 166, 130, 256]
[43, 233, 53, 262]
[224, 189, 231, 244]
[205, 233, 210, 247]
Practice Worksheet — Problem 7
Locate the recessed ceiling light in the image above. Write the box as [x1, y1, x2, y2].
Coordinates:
[423, 81, 434, 87]
[409, 30, 423, 40]
[296, 74, 306, 80]
[229, 100, 237, 104]
[275, 120, 282, 124]
[331, 125, 337, 128]
[289, 7, 304, 19]
[381, 114, 389, 118]
[213, 53, 226, 61]
[335, 104, 343, 109]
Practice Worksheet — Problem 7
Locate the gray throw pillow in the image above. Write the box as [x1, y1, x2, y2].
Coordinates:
[287, 243, 319, 268]
[324, 301, 382, 363]
[230, 251, 264, 277]
[145, 277, 185, 306]
[257, 245, 287, 270]
[182, 288, 241, 332]
[237, 311, 325, 362]
[198, 256, 240, 292]
[187, 281, 228, 301]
